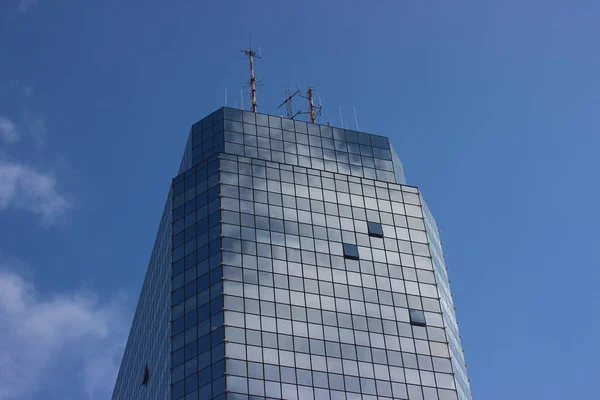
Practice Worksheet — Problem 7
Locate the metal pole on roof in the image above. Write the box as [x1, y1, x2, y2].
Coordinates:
[241, 44, 261, 113]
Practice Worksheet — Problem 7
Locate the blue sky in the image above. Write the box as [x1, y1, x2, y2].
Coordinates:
[1, 1, 599, 399]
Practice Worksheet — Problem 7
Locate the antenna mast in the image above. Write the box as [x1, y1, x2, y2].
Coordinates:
[277, 87, 301, 119]
[285, 88, 294, 119]
[305, 85, 322, 124]
[241, 46, 261, 113]
[278, 84, 323, 123]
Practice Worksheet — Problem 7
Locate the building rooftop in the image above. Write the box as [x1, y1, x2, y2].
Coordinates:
[178, 107, 406, 184]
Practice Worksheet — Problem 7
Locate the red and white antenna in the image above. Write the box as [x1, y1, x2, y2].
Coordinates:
[305, 85, 323, 124]
[241, 45, 261, 113]
[278, 84, 323, 123]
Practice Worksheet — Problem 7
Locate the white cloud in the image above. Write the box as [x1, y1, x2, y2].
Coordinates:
[18, 0, 39, 12]
[0, 265, 127, 399]
[0, 158, 69, 224]
[0, 117, 19, 143]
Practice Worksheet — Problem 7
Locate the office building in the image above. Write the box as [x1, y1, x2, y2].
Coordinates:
[112, 107, 471, 400]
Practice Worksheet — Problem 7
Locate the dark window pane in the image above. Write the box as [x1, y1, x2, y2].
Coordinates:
[343, 243, 359, 260]
[367, 221, 384, 238]
[409, 309, 427, 327]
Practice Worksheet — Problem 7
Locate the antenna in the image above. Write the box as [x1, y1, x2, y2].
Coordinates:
[240, 89, 244, 110]
[305, 85, 322, 124]
[281, 85, 324, 123]
[241, 44, 262, 113]
[277, 87, 301, 119]
[339, 106, 344, 128]
[353, 106, 360, 131]
[225, 86, 228, 106]
[295, 85, 322, 123]
[285, 88, 294, 118]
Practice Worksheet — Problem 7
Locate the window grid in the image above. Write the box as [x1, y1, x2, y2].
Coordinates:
[217, 155, 457, 400]
[116, 107, 467, 400]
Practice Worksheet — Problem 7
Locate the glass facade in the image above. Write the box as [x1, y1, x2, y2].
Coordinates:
[113, 107, 471, 400]
[112, 192, 172, 400]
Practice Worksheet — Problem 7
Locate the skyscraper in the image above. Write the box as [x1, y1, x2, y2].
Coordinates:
[112, 107, 471, 400]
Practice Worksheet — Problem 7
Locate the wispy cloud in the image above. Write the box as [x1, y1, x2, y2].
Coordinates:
[18, 0, 39, 12]
[0, 158, 69, 224]
[5, 84, 46, 148]
[0, 116, 19, 143]
[21, 110, 46, 149]
[0, 82, 71, 224]
[0, 263, 127, 399]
